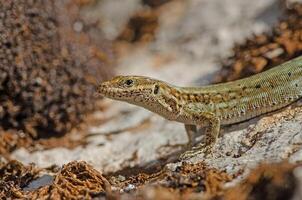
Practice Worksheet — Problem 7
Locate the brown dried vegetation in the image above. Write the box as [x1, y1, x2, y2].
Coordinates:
[223, 162, 297, 200]
[0, 0, 112, 140]
[117, 0, 175, 43]
[117, 10, 159, 43]
[0, 160, 111, 199]
[29, 161, 111, 199]
[112, 162, 232, 199]
[0, 160, 39, 199]
[215, 3, 302, 83]
[0, 160, 299, 200]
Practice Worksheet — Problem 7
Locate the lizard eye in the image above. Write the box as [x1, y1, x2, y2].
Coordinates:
[124, 79, 134, 86]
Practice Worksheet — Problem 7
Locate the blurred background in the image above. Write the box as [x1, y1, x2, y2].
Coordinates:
[1, 0, 302, 199]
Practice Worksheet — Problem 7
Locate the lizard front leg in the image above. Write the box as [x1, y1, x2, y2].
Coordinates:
[184, 124, 198, 149]
[180, 107, 220, 160]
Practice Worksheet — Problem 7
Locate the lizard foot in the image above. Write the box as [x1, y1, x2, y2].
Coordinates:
[179, 145, 213, 160]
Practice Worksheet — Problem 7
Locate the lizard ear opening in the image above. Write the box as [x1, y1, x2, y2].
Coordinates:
[153, 84, 159, 95]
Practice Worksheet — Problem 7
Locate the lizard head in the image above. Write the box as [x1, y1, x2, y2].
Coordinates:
[98, 75, 182, 118]
[98, 75, 165, 104]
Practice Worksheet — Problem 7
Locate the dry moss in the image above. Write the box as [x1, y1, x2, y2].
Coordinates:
[223, 162, 297, 200]
[0, 160, 39, 199]
[0, 0, 112, 139]
[215, 2, 302, 83]
[29, 161, 111, 199]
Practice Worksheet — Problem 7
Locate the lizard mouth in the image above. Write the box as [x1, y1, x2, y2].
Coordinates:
[97, 82, 125, 99]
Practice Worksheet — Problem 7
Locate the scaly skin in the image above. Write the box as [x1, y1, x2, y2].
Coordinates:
[98, 56, 302, 159]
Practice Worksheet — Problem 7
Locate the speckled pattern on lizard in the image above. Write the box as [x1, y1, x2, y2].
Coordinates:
[98, 56, 302, 159]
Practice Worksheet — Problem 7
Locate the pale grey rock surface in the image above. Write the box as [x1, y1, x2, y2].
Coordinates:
[12, 0, 302, 186]
[175, 107, 302, 175]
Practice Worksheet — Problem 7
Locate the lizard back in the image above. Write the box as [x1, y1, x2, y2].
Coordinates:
[177, 56, 302, 125]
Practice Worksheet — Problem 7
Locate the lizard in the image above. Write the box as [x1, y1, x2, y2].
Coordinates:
[97, 55, 302, 159]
